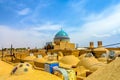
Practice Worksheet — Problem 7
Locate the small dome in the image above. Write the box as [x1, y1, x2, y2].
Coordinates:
[4, 62, 62, 80]
[59, 55, 80, 68]
[55, 29, 69, 39]
[11, 62, 33, 75]
[94, 47, 109, 52]
[34, 57, 46, 63]
[78, 57, 105, 71]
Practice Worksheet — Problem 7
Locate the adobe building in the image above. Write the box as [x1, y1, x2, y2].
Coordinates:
[45, 29, 75, 50]
[93, 41, 109, 58]
[86, 41, 109, 58]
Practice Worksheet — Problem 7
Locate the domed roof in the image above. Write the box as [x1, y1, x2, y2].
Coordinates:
[11, 62, 33, 75]
[23, 55, 36, 61]
[55, 29, 69, 39]
[78, 57, 105, 71]
[84, 58, 120, 80]
[59, 55, 80, 67]
[94, 47, 108, 51]
[2, 63, 62, 80]
[34, 57, 47, 63]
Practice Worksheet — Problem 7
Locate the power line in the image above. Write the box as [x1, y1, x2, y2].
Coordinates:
[103, 42, 120, 47]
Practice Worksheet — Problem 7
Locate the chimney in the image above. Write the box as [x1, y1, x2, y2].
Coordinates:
[98, 41, 102, 47]
[90, 42, 94, 48]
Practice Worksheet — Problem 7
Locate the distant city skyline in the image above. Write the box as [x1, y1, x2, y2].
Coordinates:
[0, 0, 120, 48]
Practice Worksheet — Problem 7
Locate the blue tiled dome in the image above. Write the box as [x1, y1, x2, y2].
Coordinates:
[55, 29, 69, 38]
[54, 29, 70, 44]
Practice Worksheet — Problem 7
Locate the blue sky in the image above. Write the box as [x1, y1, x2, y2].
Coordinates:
[0, 0, 120, 48]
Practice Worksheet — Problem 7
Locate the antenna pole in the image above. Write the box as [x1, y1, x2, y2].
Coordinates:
[10, 44, 13, 61]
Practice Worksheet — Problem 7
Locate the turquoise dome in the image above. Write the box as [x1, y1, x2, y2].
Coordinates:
[54, 29, 70, 42]
[54, 29, 70, 43]
[55, 29, 69, 38]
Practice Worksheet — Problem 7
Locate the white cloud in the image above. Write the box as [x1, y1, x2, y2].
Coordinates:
[69, 4, 120, 47]
[0, 23, 60, 48]
[18, 8, 30, 15]
[93, 34, 111, 38]
[1, 3, 120, 48]
[32, 23, 61, 31]
[69, 0, 87, 13]
[19, 1, 52, 24]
